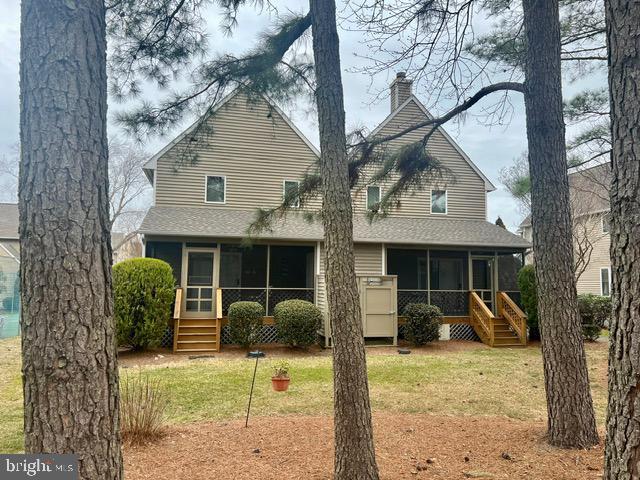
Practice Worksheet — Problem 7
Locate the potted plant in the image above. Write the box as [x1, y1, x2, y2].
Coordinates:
[271, 360, 290, 392]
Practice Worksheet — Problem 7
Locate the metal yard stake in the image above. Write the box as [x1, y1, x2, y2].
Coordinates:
[245, 351, 264, 427]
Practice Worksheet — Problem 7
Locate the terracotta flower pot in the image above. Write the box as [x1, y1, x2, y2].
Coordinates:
[271, 376, 290, 392]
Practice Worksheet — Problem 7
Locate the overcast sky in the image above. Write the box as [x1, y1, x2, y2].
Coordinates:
[0, 1, 606, 230]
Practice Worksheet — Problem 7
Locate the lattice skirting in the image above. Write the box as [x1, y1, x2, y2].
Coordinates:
[160, 324, 174, 348]
[398, 322, 479, 342]
[449, 323, 480, 341]
[220, 325, 280, 344]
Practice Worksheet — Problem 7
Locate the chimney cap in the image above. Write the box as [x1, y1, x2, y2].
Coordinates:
[396, 71, 407, 79]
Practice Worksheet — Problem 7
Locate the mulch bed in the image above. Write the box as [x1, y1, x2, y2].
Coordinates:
[118, 340, 490, 367]
[124, 413, 603, 479]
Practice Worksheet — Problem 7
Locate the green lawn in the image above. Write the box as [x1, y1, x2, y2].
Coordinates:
[0, 337, 609, 453]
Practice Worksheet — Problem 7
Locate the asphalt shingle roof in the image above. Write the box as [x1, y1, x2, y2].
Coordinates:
[140, 206, 530, 250]
[0, 203, 18, 240]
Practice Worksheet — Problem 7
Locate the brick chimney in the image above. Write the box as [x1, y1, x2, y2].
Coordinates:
[390, 72, 413, 112]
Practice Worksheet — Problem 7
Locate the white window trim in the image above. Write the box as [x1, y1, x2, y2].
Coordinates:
[600, 266, 611, 296]
[430, 189, 448, 215]
[366, 185, 382, 211]
[204, 175, 226, 204]
[602, 213, 610, 233]
[283, 179, 301, 208]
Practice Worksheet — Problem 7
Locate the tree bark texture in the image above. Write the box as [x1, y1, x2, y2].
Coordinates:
[309, 0, 380, 478]
[522, 0, 599, 448]
[604, 0, 640, 476]
[19, 1, 123, 479]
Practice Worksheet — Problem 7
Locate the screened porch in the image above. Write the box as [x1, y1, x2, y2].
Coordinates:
[386, 248, 523, 318]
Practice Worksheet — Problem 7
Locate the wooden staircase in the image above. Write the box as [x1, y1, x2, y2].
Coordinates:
[172, 288, 221, 353]
[470, 291, 527, 348]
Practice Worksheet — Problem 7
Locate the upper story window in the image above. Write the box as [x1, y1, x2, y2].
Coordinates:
[602, 213, 611, 233]
[431, 190, 447, 215]
[205, 175, 226, 203]
[601, 267, 611, 296]
[366, 185, 381, 211]
[283, 180, 300, 208]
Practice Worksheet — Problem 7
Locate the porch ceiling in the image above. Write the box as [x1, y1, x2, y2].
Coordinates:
[140, 206, 531, 250]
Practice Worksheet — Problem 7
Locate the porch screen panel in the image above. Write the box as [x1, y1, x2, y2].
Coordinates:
[220, 245, 268, 287]
[268, 245, 315, 313]
[430, 250, 468, 315]
[146, 241, 182, 285]
[387, 249, 428, 314]
[220, 244, 268, 314]
[498, 252, 522, 292]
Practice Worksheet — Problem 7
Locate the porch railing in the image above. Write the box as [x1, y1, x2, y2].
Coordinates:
[497, 291, 527, 345]
[218, 287, 314, 316]
[397, 289, 468, 316]
[470, 291, 495, 344]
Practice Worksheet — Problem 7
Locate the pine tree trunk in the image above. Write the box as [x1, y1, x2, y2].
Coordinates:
[19, 1, 123, 478]
[521, 0, 599, 448]
[308, 0, 380, 478]
[603, 0, 640, 476]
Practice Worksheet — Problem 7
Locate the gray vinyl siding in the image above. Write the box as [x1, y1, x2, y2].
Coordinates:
[155, 92, 321, 209]
[353, 98, 487, 219]
[154, 93, 488, 221]
[316, 243, 383, 314]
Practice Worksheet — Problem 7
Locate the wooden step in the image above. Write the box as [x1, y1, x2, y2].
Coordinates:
[178, 333, 218, 342]
[178, 325, 218, 334]
[175, 348, 219, 353]
[176, 340, 218, 351]
[179, 318, 217, 326]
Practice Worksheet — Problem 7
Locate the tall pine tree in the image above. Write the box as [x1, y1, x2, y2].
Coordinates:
[20, 1, 123, 478]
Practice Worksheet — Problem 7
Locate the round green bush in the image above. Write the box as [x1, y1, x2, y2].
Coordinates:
[273, 299, 322, 348]
[228, 301, 264, 349]
[578, 294, 611, 341]
[517, 265, 539, 340]
[403, 303, 442, 346]
[113, 258, 175, 350]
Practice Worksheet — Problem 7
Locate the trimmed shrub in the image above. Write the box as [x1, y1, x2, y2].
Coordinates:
[113, 258, 175, 350]
[274, 299, 321, 348]
[228, 301, 264, 349]
[578, 294, 611, 341]
[403, 303, 442, 346]
[517, 265, 539, 340]
[120, 373, 168, 445]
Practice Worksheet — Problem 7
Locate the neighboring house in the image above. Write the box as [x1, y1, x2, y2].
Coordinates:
[518, 163, 611, 296]
[0, 203, 20, 338]
[139, 74, 530, 352]
[111, 232, 143, 264]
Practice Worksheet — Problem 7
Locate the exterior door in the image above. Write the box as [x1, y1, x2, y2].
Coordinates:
[360, 276, 398, 343]
[182, 249, 217, 318]
[472, 257, 495, 313]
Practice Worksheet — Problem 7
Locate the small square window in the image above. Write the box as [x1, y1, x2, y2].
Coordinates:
[601, 267, 611, 296]
[283, 180, 300, 208]
[602, 213, 611, 233]
[206, 176, 225, 203]
[367, 185, 381, 211]
[431, 190, 447, 214]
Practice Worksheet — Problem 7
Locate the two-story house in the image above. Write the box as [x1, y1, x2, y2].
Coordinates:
[139, 73, 530, 352]
[519, 163, 611, 296]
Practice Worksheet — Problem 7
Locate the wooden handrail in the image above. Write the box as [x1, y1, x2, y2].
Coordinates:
[216, 288, 223, 319]
[173, 288, 182, 320]
[469, 291, 495, 346]
[497, 291, 527, 345]
[173, 288, 182, 353]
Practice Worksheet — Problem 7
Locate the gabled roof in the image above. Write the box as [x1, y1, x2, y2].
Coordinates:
[370, 95, 496, 192]
[0, 203, 18, 240]
[142, 89, 320, 178]
[140, 206, 530, 249]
